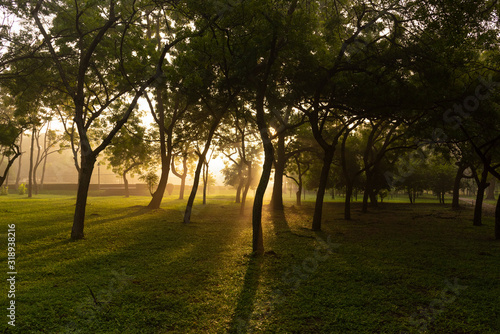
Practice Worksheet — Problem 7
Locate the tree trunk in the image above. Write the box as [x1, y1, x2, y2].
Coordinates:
[312, 149, 334, 231]
[171, 154, 188, 200]
[270, 132, 286, 211]
[240, 161, 252, 215]
[235, 169, 243, 203]
[344, 181, 353, 220]
[122, 165, 139, 198]
[148, 88, 171, 209]
[452, 164, 466, 209]
[252, 138, 272, 255]
[28, 126, 35, 198]
[473, 167, 489, 226]
[71, 154, 96, 240]
[495, 192, 500, 240]
[184, 119, 219, 224]
[33, 128, 42, 195]
[202, 161, 208, 205]
[486, 177, 496, 200]
[40, 150, 48, 191]
[362, 171, 374, 213]
[369, 191, 378, 207]
[0, 153, 21, 188]
[296, 188, 301, 206]
[15, 135, 22, 190]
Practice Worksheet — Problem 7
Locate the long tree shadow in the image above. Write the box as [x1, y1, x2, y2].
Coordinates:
[228, 257, 262, 333]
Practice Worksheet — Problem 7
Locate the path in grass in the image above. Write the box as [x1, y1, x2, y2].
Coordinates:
[0, 195, 499, 333]
[460, 197, 497, 216]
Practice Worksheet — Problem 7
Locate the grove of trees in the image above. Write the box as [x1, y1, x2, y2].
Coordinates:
[1, 0, 499, 253]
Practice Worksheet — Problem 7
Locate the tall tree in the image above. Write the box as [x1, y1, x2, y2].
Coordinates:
[18, 0, 210, 239]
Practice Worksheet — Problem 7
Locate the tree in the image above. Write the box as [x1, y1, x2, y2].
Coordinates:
[0, 96, 23, 188]
[17, 0, 210, 239]
[171, 141, 194, 200]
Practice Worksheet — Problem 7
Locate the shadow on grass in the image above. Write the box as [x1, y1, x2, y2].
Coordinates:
[228, 257, 262, 334]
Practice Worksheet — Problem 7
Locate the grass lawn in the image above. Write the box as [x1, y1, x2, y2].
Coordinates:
[0, 194, 499, 333]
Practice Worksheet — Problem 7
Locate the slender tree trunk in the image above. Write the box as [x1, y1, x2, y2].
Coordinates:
[72, 153, 96, 240]
[473, 167, 489, 226]
[240, 161, 252, 214]
[15, 135, 22, 190]
[344, 181, 353, 220]
[148, 88, 172, 209]
[486, 177, 496, 200]
[40, 152, 48, 191]
[33, 129, 42, 195]
[252, 138, 272, 255]
[312, 149, 334, 231]
[495, 192, 500, 240]
[202, 161, 208, 205]
[296, 187, 302, 206]
[362, 171, 373, 213]
[122, 164, 139, 198]
[28, 127, 35, 198]
[270, 132, 285, 211]
[452, 164, 466, 209]
[184, 120, 219, 224]
[235, 169, 243, 203]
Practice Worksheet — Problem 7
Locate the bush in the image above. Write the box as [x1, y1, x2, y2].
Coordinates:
[18, 183, 27, 195]
[0, 186, 8, 196]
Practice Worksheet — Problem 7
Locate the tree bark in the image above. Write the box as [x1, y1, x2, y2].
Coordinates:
[0, 152, 20, 188]
[252, 135, 272, 255]
[148, 88, 170, 209]
[184, 119, 219, 224]
[473, 167, 489, 226]
[486, 177, 496, 200]
[344, 181, 353, 220]
[312, 149, 334, 231]
[171, 153, 188, 200]
[28, 126, 35, 198]
[452, 163, 467, 209]
[270, 131, 286, 211]
[495, 192, 500, 240]
[240, 161, 252, 215]
[72, 154, 96, 240]
[202, 160, 208, 205]
[15, 135, 22, 190]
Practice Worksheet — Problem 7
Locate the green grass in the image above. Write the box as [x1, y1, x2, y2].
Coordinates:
[0, 194, 499, 333]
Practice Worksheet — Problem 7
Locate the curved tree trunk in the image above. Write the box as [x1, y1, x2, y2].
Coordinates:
[148, 88, 170, 209]
[252, 137, 272, 255]
[72, 153, 96, 240]
[312, 149, 334, 231]
[473, 167, 489, 226]
[184, 119, 219, 224]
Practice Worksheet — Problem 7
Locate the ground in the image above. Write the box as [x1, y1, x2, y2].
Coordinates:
[0, 194, 499, 333]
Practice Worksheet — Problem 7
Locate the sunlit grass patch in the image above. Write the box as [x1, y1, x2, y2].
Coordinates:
[0, 195, 498, 333]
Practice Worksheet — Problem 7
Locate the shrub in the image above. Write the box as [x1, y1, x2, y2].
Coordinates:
[0, 186, 8, 196]
[18, 183, 27, 195]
